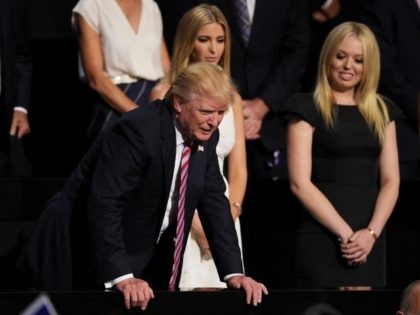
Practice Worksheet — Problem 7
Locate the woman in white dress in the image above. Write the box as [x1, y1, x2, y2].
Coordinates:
[72, 0, 170, 143]
[150, 4, 247, 289]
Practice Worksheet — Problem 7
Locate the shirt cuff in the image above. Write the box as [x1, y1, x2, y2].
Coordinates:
[223, 273, 244, 281]
[14, 107, 28, 114]
[321, 0, 334, 9]
[104, 273, 134, 289]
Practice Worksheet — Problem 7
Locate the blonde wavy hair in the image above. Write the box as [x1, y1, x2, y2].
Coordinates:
[314, 21, 390, 144]
[170, 4, 231, 83]
[166, 62, 235, 106]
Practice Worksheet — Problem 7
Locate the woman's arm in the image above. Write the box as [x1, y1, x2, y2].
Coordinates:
[227, 92, 248, 221]
[341, 121, 400, 264]
[148, 80, 170, 101]
[368, 121, 400, 235]
[190, 211, 212, 260]
[77, 14, 139, 113]
[160, 37, 171, 76]
[148, 38, 171, 101]
[287, 119, 354, 242]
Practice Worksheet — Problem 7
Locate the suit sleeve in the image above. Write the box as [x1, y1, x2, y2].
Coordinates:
[87, 118, 148, 282]
[196, 134, 244, 279]
[259, 0, 309, 112]
[361, 0, 418, 122]
[15, 0, 32, 109]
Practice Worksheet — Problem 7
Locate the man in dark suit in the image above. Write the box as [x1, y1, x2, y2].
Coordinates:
[0, 0, 32, 175]
[175, 0, 309, 288]
[86, 63, 267, 310]
[359, 0, 420, 291]
[361, 0, 420, 180]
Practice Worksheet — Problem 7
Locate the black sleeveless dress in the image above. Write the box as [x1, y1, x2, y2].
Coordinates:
[283, 93, 399, 288]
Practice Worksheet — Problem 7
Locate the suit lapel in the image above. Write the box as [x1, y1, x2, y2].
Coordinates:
[246, 0, 264, 49]
[226, 0, 249, 50]
[184, 142, 206, 236]
[0, 5, 5, 64]
[404, 0, 420, 32]
[161, 101, 176, 210]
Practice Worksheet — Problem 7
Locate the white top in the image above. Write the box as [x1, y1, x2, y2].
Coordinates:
[72, 0, 164, 82]
[216, 105, 235, 196]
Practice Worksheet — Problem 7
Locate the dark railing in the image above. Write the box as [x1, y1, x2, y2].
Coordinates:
[0, 289, 402, 315]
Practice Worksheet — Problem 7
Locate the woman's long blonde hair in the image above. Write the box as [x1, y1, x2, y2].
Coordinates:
[314, 21, 390, 144]
[170, 4, 231, 83]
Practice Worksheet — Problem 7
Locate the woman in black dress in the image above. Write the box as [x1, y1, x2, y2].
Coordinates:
[283, 22, 400, 289]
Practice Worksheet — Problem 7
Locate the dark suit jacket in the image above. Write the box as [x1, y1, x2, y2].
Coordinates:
[361, 0, 420, 166]
[86, 100, 243, 283]
[20, 99, 243, 288]
[0, 0, 32, 125]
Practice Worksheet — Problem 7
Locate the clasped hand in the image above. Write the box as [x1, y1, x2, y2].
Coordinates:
[242, 98, 268, 140]
[340, 228, 376, 266]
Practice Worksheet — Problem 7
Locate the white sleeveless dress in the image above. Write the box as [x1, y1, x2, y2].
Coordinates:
[179, 106, 244, 289]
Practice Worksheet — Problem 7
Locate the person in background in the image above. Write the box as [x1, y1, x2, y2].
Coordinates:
[309, 0, 341, 24]
[283, 22, 400, 289]
[397, 280, 420, 315]
[72, 0, 170, 143]
[150, 4, 247, 289]
[0, 0, 32, 176]
[360, 0, 420, 180]
[359, 0, 420, 290]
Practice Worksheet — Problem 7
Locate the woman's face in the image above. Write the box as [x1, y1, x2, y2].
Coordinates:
[329, 35, 364, 93]
[191, 22, 225, 65]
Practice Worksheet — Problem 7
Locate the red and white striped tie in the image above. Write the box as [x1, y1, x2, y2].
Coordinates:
[168, 144, 192, 291]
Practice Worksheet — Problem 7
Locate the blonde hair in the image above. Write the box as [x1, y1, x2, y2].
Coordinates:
[170, 4, 231, 83]
[167, 62, 235, 105]
[314, 21, 390, 144]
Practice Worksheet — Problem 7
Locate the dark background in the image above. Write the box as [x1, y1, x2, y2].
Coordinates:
[24, 0, 91, 176]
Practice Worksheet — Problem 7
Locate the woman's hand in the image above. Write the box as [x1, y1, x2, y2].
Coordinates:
[340, 228, 376, 265]
[191, 212, 212, 261]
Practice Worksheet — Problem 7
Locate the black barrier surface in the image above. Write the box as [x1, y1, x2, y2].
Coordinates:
[0, 289, 402, 315]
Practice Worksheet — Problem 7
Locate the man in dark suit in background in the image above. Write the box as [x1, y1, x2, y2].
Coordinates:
[0, 0, 32, 176]
[175, 0, 310, 288]
[361, 0, 420, 180]
[360, 0, 420, 291]
[86, 63, 267, 310]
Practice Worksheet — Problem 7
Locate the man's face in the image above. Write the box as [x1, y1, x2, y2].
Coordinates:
[174, 94, 228, 142]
